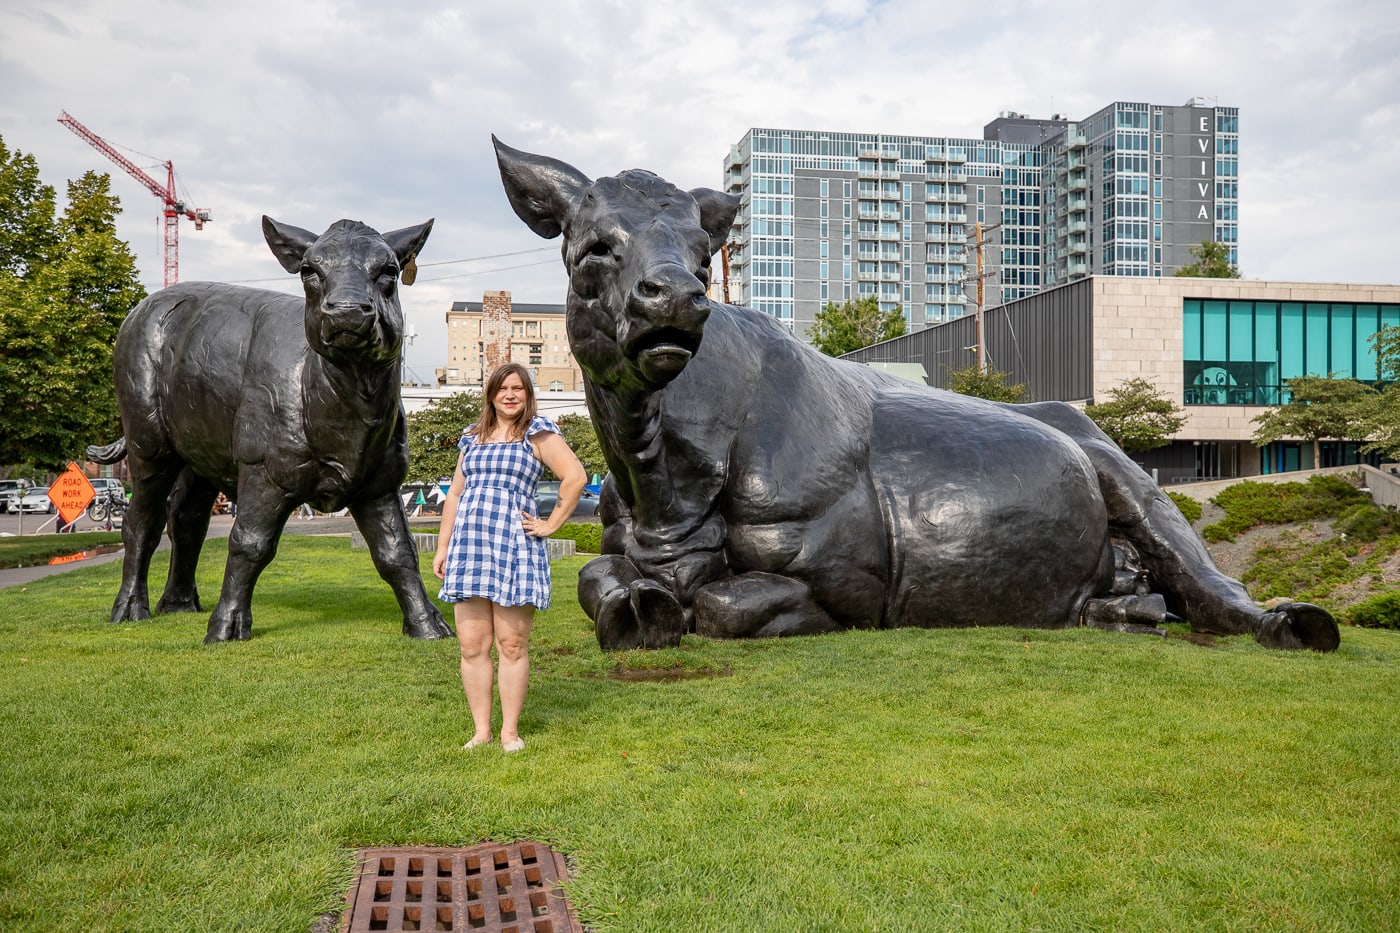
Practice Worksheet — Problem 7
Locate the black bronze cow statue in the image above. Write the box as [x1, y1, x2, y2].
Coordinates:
[87, 217, 454, 644]
[493, 138, 1339, 654]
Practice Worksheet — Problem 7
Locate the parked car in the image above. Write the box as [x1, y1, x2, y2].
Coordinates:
[88, 477, 127, 503]
[15, 486, 56, 513]
[0, 479, 34, 513]
[535, 481, 601, 519]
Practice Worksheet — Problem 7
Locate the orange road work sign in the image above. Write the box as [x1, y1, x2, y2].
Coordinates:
[48, 462, 96, 525]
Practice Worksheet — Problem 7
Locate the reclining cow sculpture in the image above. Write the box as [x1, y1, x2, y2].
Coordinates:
[493, 138, 1340, 654]
[87, 217, 454, 644]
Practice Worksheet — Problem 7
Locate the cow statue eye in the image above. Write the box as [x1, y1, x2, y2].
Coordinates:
[376, 270, 398, 294]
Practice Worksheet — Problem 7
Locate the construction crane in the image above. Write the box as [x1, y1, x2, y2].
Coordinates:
[57, 110, 211, 288]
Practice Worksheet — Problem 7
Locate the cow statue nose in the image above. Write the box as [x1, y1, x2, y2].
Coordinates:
[632, 264, 707, 324]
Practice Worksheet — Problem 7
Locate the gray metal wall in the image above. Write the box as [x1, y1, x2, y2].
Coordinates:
[844, 278, 1095, 402]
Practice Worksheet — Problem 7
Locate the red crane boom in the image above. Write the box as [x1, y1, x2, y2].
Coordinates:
[57, 110, 211, 289]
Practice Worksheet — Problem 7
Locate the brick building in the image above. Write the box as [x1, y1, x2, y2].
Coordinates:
[440, 291, 586, 391]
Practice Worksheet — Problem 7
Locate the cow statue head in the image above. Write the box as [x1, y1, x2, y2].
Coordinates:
[263, 216, 434, 367]
[493, 137, 740, 390]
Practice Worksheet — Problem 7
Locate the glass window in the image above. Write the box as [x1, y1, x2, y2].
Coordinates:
[1183, 299, 1202, 359]
[1357, 304, 1380, 381]
[1254, 302, 1279, 404]
[1228, 301, 1253, 362]
[1305, 304, 1329, 376]
[1202, 300, 1227, 362]
[1330, 304, 1355, 378]
[1281, 303, 1305, 379]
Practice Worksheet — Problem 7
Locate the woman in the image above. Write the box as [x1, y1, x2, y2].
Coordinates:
[433, 362, 586, 752]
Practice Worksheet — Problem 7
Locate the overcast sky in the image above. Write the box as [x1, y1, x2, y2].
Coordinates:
[3, 0, 1398, 380]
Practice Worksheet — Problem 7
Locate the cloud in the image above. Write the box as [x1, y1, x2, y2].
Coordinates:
[4, 0, 1398, 379]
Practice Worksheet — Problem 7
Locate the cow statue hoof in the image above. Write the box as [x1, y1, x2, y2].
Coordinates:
[593, 579, 686, 650]
[109, 597, 151, 624]
[155, 594, 203, 615]
[404, 609, 454, 640]
[1254, 602, 1340, 652]
[204, 610, 252, 645]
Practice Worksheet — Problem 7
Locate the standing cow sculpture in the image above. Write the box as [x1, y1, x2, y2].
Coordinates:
[87, 217, 454, 644]
[493, 137, 1340, 653]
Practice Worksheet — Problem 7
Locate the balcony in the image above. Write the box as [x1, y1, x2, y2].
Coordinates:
[1066, 128, 1087, 149]
[1068, 176, 1088, 192]
[1069, 240, 1088, 255]
[859, 148, 901, 160]
[1068, 220, 1087, 235]
[1068, 259, 1089, 276]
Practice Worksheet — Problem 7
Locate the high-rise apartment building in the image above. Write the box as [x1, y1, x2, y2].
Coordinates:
[723, 98, 1239, 337]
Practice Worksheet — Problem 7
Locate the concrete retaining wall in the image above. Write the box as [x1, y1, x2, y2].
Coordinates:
[1165, 464, 1387, 506]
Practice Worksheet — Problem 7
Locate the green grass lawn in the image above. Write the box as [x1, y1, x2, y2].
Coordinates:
[1, 537, 1397, 931]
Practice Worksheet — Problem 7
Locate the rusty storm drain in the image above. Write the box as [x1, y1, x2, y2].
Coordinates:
[343, 843, 581, 933]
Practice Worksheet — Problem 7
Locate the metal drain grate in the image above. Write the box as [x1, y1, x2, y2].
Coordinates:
[344, 843, 580, 933]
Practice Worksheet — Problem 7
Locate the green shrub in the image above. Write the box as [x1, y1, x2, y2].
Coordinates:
[1166, 491, 1202, 524]
[1334, 503, 1400, 542]
[1203, 475, 1369, 542]
[553, 521, 602, 553]
[1347, 589, 1400, 629]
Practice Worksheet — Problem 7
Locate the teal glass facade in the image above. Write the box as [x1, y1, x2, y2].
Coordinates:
[1182, 299, 1400, 405]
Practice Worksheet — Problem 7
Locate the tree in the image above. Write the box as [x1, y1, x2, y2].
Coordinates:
[1174, 240, 1240, 278]
[1250, 374, 1377, 466]
[1359, 325, 1400, 460]
[1084, 377, 1187, 453]
[0, 137, 59, 278]
[944, 364, 1026, 403]
[555, 412, 606, 478]
[808, 296, 906, 356]
[0, 146, 146, 471]
[403, 390, 483, 483]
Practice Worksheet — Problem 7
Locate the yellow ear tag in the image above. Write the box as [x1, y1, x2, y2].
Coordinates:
[401, 253, 418, 286]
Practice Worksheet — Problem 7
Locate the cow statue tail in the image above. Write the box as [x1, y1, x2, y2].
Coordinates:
[85, 437, 127, 464]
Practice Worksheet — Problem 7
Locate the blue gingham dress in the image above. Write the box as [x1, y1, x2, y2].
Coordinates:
[438, 415, 559, 608]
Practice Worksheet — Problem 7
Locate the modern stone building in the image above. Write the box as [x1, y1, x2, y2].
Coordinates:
[723, 98, 1238, 338]
[440, 291, 586, 391]
[842, 276, 1400, 482]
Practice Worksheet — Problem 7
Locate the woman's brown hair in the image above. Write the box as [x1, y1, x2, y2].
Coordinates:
[470, 362, 538, 442]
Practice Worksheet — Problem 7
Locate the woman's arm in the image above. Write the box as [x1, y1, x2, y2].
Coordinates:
[526, 432, 587, 537]
[433, 450, 467, 579]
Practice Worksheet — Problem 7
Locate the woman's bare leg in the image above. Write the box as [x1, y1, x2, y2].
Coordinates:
[493, 604, 535, 748]
[455, 598, 496, 744]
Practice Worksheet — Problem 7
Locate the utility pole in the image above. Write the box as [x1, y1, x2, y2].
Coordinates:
[720, 242, 732, 304]
[961, 222, 1001, 373]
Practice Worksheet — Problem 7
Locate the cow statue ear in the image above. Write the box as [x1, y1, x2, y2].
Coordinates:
[493, 135, 590, 240]
[263, 216, 320, 273]
[689, 188, 741, 256]
[383, 219, 435, 271]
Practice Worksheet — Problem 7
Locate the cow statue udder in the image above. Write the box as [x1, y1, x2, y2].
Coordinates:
[87, 217, 454, 644]
[492, 138, 1338, 654]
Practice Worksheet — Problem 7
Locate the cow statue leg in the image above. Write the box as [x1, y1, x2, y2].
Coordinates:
[578, 555, 688, 650]
[349, 493, 453, 640]
[693, 572, 845, 639]
[156, 468, 219, 615]
[1020, 402, 1340, 651]
[205, 471, 292, 644]
[109, 456, 183, 623]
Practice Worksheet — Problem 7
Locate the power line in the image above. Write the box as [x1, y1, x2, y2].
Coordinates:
[218, 249, 557, 286]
